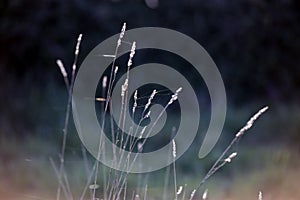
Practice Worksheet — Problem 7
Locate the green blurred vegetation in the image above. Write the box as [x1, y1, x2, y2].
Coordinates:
[0, 133, 299, 199]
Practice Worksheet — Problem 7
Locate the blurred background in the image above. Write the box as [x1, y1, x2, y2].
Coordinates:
[0, 0, 300, 199]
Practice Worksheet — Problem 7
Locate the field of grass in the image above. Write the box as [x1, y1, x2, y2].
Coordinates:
[1, 24, 300, 200]
[0, 131, 299, 200]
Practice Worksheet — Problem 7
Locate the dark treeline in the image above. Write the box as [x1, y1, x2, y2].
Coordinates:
[0, 0, 299, 137]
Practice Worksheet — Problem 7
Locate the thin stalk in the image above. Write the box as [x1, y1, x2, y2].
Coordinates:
[57, 34, 82, 200]
[50, 157, 70, 200]
[193, 106, 269, 198]
[92, 23, 127, 200]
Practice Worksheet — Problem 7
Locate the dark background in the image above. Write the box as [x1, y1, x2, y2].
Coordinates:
[1, 0, 300, 157]
[1, 0, 299, 139]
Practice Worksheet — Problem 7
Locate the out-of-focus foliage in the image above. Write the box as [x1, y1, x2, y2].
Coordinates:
[1, 0, 299, 101]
